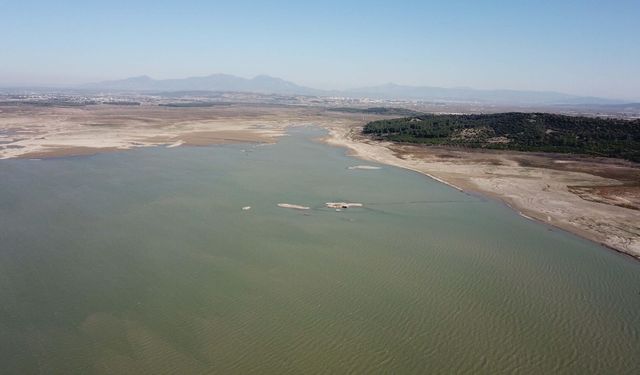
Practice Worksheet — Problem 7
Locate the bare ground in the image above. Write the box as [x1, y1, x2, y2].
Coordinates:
[0, 104, 363, 159]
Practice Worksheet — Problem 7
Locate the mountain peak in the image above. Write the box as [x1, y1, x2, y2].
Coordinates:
[82, 73, 319, 95]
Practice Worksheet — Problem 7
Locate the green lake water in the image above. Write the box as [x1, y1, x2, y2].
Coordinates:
[0, 127, 638, 374]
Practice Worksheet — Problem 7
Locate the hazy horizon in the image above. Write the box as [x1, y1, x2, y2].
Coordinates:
[2, 1, 639, 101]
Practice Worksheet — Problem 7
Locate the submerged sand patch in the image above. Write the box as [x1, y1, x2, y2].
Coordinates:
[277, 203, 311, 210]
[347, 165, 381, 170]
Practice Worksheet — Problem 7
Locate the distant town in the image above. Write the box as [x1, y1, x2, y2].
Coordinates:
[1, 89, 639, 120]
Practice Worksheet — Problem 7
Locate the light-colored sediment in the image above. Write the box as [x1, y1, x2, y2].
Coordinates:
[347, 165, 381, 170]
[0, 105, 364, 159]
[324, 124, 640, 260]
[277, 203, 310, 210]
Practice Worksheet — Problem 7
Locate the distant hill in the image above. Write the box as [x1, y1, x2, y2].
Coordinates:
[82, 74, 322, 96]
[363, 112, 640, 162]
[81, 74, 628, 106]
[344, 83, 625, 105]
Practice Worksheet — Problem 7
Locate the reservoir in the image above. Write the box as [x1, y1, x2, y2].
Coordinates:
[0, 127, 638, 374]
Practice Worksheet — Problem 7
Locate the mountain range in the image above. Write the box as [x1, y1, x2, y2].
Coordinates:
[82, 74, 626, 105]
[82, 74, 321, 96]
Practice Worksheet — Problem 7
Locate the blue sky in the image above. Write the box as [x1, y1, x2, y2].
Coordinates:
[1, 0, 638, 100]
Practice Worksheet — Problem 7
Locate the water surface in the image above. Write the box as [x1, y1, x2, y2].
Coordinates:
[0, 127, 638, 374]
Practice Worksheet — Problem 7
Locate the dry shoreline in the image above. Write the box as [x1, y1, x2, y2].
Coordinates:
[323, 125, 640, 261]
[0, 105, 295, 159]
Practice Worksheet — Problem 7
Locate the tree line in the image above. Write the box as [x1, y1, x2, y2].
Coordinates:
[363, 112, 640, 162]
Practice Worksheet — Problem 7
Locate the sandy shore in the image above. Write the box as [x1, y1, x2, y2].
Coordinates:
[324, 124, 640, 260]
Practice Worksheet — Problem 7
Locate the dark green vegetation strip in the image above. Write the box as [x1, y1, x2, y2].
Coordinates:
[159, 102, 229, 107]
[363, 112, 640, 162]
[102, 101, 140, 106]
[328, 107, 424, 116]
